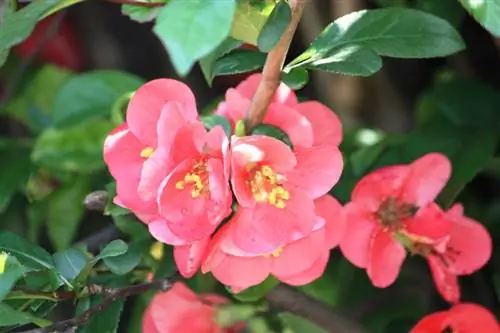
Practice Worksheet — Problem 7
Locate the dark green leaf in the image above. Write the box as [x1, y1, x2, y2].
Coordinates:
[0, 139, 32, 213]
[0, 0, 58, 68]
[0, 255, 28, 302]
[27, 200, 48, 243]
[96, 240, 128, 261]
[414, 0, 465, 27]
[458, 0, 500, 37]
[289, 8, 465, 69]
[281, 68, 309, 90]
[280, 313, 327, 333]
[228, 275, 279, 302]
[112, 215, 149, 240]
[52, 70, 144, 128]
[251, 124, 293, 149]
[102, 242, 143, 275]
[53, 248, 87, 281]
[154, 245, 176, 279]
[153, 0, 236, 76]
[47, 176, 91, 251]
[201, 114, 232, 137]
[41, 0, 86, 19]
[305, 45, 383, 77]
[0, 303, 51, 327]
[257, 0, 291, 52]
[200, 38, 243, 85]
[212, 49, 266, 78]
[0, 231, 54, 270]
[122, 2, 163, 22]
[104, 182, 130, 217]
[31, 120, 114, 173]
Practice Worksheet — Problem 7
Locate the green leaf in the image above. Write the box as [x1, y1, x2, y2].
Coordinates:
[0, 303, 51, 327]
[102, 242, 143, 275]
[95, 240, 129, 261]
[0, 254, 28, 302]
[289, 8, 465, 69]
[251, 124, 293, 149]
[153, 0, 236, 76]
[0, 139, 32, 213]
[229, 275, 279, 302]
[257, 0, 291, 52]
[201, 115, 232, 138]
[414, 0, 465, 27]
[104, 182, 130, 217]
[53, 248, 87, 281]
[281, 68, 309, 90]
[122, 1, 163, 22]
[281, 313, 327, 333]
[458, 0, 500, 37]
[41, 0, 86, 19]
[47, 176, 91, 251]
[304, 45, 383, 77]
[212, 49, 266, 78]
[200, 38, 243, 86]
[154, 245, 176, 279]
[231, 0, 275, 45]
[0, 231, 54, 270]
[32, 119, 114, 173]
[52, 70, 144, 128]
[112, 215, 149, 240]
[0, 0, 58, 67]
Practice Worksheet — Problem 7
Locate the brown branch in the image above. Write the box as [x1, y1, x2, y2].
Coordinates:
[101, 0, 165, 8]
[245, 0, 309, 131]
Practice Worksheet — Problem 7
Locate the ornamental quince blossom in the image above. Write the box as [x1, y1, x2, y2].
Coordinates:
[217, 73, 343, 200]
[411, 303, 500, 333]
[339, 153, 452, 288]
[201, 195, 345, 291]
[143, 282, 241, 333]
[415, 204, 492, 303]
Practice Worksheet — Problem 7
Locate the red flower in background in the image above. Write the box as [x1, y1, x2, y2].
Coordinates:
[339, 153, 452, 287]
[411, 303, 500, 333]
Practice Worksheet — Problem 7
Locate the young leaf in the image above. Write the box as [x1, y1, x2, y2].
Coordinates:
[47, 176, 91, 251]
[257, 0, 291, 52]
[212, 49, 266, 78]
[153, 0, 236, 76]
[289, 8, 465, 69]
[199, 38, 243, 85]
[201, 115, 232, 137]
[52, 70, 144, 128]
[96, 240, 129, 261]
[53, 248, 87, 281]
[458, 0, 500, 37]
[0, 231, 54, 270]
[231, 0, 276, 45]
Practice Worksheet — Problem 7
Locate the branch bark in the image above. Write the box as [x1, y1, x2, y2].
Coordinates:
[245, 0, 309, 131]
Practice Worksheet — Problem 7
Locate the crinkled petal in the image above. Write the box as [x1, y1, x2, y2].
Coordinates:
[406, 203, 452, 241]
[427, 255, 460, 304]
[315, 195, 346, 249]
[174, 239, 209, 278]
[339, 202, 378, 268]
[264, 103, 313, 148]
[367, 230, 406, 288]
[295, 101, 343, 146]
[126, 79, 197, 147]
[285, 145, 343, 199]
[277, 252, 329, 286]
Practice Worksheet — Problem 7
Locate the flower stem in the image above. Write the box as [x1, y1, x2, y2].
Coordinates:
[245, 0, 309, 132]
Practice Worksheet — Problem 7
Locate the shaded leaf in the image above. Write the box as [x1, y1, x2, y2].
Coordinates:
[213, 49, 266, 78]
[53, 248, 87, 281]
[414, 0, 465, 27]
[458, 0, 500, 37]
[96, 240, 129, 261]
[201, 114, 232, 137]
[122, 1, 163, 22]
[0, 303, 51, 327]
[200, 38, 243, 86]
[0, 254, 28, 302]
[257, 0, 291, 52]
[102, 242, 143, 275]
[228, 275, 279, 302]
[251, 124, 293, 149]
[281, 68, 309, 90]
[0, 231, 54, 270]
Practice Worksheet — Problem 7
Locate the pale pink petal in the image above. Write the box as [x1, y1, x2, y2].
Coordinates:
[406, 203, 452, 240]
[222, 88, 250, 124]
[115, 179, 157, 218]
[206, 159, 233, 223]
[168, 122, 207, 166]
[295, 101, 343, 146]
[277, 252, 329, 286]
[126, 79, 197, 147]
[367, 230, 406, 288]
[103, 126, 144, 181]
[285, 144, 343, 199]
[167, 215, 219, 242]
[210, 255, 272, 291]
[204, 126, 226, 159]
[427, 255, 460, 304]
[157, 102, 192, 150]
[137, 147, 171, 202]
[315, 195, 346, 249]
[339, 202, 378, 268]
[148, 219, 189, 246]
[174, 239, 209, 278]
[399, 153, 452, 207]
[264, 103, 313, 148]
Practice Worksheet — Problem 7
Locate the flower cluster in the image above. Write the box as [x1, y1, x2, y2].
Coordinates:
[104, 74, 344, 291]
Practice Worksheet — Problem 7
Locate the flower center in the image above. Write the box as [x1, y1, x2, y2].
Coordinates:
[248, 165, 289, 209]
[175, 160, 209, 198]
[140, 146, 155, 158]
[375, 197, 418, 231]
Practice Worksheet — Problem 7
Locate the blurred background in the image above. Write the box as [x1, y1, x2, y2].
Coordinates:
[1, 0, 500, 332]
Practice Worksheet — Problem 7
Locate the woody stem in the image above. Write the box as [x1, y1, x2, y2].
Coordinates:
[245, 0, 309, 132]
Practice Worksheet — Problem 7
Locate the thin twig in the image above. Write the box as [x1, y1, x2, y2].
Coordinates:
[101, 0, 165, 8]
[245, 0, 309, 131]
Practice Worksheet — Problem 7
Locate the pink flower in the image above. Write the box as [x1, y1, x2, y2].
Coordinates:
[202, 195, 345, 291]
[217, 73, 343, 199]
[411, 303, 500, 333]
[422, 204, 492, 303]
[339, 153, 452, 288]
[104, 79, 198, 220]
[143, 282, 240, 333]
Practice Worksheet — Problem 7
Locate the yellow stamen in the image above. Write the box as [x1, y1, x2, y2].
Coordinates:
[248, 165, 290, 208]
[175, 161, 208, 198]
[140, 147, 154, 158]
[263, 247, 284, 258]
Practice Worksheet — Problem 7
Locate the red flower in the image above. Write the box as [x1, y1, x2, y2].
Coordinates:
[339, 153, 452, 287]
[424, 204, 492, 303]
[202, 195, 345, 291]
[143, 282, 239, 333]
[411, 303, 500, 333]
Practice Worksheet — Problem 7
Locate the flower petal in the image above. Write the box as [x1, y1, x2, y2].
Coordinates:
[157, 102, 192, 150]
[236, 73, 297, 106]
[406, 203, 452, 240]
[315, 195, 346, 249]
[277, 252, 329, 286]
[449, 303, 500, 332]
[103, 125, 144, 181]
[142, 307, 159, 333]
[127, 79, 197, 147]
[427, 255, 460, 304]
[137, 147, 171, 202]
[367, 230, 406, 288]
[295, 101, 343, 146]
[148, 219, 189, 246]
[174, 239, 209, 278]
[410, 311, 449, 333]
[210, 254, 272, 291]
[264, 103, 313, 148]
